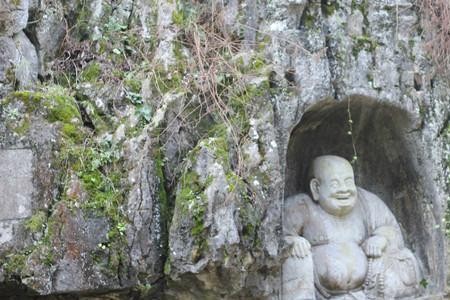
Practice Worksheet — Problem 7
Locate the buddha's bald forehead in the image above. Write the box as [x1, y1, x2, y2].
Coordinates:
[311, 155, 354, 179]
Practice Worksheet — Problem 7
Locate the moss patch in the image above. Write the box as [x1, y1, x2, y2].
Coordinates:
[3, 87, 84, 142]
[25, 211, 47, 233]
[323, 1, 338, 17]
[80, 62, 102, 82]
[352, 35, 378, 58]
[351, 0, 370, 29]
[174, 131, 231, 257]
[0, 84, 132, 278]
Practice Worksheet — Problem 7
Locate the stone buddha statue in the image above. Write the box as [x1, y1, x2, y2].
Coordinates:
[282, 155, 420, 300]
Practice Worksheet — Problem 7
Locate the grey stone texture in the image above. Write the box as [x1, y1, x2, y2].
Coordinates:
[14, 31, 39, 88]
[0, 36, 19, 97]
[123, 133, 166, 285]
[0, 0, 38, 96]
[0, 149, 33, 221]
[22, 204, 114, 295]
[0, 27, 38, 97]
[27, 0, 66, 62]
[0, 0, 29, 36]
[0, 0, 449, 299]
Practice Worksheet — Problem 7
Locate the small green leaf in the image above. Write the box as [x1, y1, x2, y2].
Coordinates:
[136, 105, 152, 123]
[126, 90, 143, 104]
[419, 278, 428, 288]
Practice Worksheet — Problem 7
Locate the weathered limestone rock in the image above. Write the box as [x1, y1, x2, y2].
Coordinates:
[0, 0, 448, 298]
[347, 11, 364, 37]
[14, 31, 39, 88]
[0, 149, 34, 245]
[0, 32, 38, 96]
[111, 0, 134, 26]
[76, 82, 123, 116]
[22, 203, 114, 295]
[0, 36, 18, 96]
[135, 0, 153, 39]
[26, 0, 66, 62]
[153, 0, 178, 70]
[123, 132, 165, 287]
[0, 0, 29, 36]
[166, 93, 283, 298]
[0, 149, 33, 220]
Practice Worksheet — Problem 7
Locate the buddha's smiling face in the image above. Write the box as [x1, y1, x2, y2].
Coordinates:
[310, 156, 357, 217]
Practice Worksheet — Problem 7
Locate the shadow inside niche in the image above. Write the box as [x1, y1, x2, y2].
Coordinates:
[284, 95, 444, 294]
[0, 281, 38, 297]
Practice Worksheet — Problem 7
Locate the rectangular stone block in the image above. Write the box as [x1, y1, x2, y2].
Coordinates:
[0, 220, 19, 244]
[0, 149, 33, 220]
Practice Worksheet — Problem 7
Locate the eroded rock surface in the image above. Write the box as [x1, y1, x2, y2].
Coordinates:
[0, 0, 448, 299]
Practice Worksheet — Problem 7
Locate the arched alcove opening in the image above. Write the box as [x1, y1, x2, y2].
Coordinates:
[285, 96, 444, 295]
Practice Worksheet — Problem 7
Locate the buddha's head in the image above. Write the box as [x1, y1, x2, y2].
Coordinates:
[309, 155, 357, 217]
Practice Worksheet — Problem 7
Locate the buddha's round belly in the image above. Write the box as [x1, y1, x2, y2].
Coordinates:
[312, 242, 368, 291]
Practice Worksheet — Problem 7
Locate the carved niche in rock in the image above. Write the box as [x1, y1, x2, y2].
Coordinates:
[282, 155, 420, 300]
[282, 97, 447, 298]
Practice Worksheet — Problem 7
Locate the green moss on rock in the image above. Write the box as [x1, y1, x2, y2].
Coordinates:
[352, 35, 378, 58]
[3, 87, 83, 142]
[81, 63, 102, 82]
[25, 211, 47, 233]
[324, 1, 338, 16]
[3, 252, 27, 276]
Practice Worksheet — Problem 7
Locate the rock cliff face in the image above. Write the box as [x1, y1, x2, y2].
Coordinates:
[0, 0, 449, 299]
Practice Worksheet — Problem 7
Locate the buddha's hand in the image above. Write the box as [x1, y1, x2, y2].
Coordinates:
[284, 236, 311, 258]
[363, 235, 388, 258]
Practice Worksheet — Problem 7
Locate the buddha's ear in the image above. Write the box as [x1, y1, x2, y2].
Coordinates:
[310, 178, 320, 201]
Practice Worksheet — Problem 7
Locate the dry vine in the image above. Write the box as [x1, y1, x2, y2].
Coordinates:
[416, 0, 450, 74]
[161, 6, 262, 175]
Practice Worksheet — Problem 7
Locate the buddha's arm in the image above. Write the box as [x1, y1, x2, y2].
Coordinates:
[360, 188, 404, 253]
[359, 189, 420, 298]
[282, 194, 315, 300]
[373, 225, 403, 247]
[283, 194, 311, 258]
